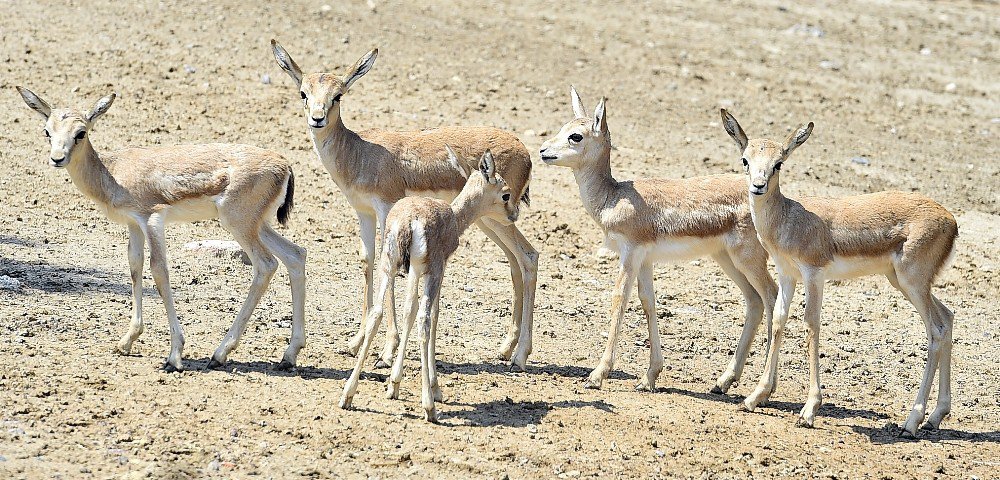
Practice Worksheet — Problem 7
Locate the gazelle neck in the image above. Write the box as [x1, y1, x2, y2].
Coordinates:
[747, 180, 786, 242]
[66, 139, 115, 206]
[572, 144, 617, 223]
[450, 184, 485, 234]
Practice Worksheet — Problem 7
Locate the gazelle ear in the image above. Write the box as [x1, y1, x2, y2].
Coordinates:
[86, 93, 116, 123]
[570, 85, 587, 119]
[444, 145, 469, 179]
[16, 86, 52, 119]
[720, 109, 749, 152]
[343, 48, 378, 91]
[479, 149, 497, 183]
[592, 97, 608, 136]
[271, 39, 303, 87]
[782, 122, 814, 157]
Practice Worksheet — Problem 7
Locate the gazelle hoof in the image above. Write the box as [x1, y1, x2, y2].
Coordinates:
[374, 359, 391, 369]
[339, 396, 353, 410]
[738, 401, 755, 413]
[898, 427, 918, 439]
[424, 409, 439, 423]
[582, 378, 602, 390]
[113, 343, 132, 356]
[710, 385, 725, 395]
[162, 361, 183, 373]
[274, 360, 295, 371]
[385, 383, 400, 400]
[508, 362, 526, 373]
[205, 358, 225, 370]
[795, 416, 815, 428]
[920, 420, 940, 432]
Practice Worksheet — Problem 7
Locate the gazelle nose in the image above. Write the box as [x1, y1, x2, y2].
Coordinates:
[311, 116, 325, 122]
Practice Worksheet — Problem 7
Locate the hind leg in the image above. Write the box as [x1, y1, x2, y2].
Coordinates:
[712, 251, 768, 394]
[924, 296, 953, 430]
[260, 225, 307, 369]
[890, 270, 945, 437]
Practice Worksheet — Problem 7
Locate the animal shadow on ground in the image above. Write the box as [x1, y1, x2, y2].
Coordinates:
[440, 397, 616, 428]
[189, 358, 352, 381]
[0, 255, 155, 296]
[665, 386, 890, 421]
[437, 360, 637, 381]
[850, 424, 1000, 445]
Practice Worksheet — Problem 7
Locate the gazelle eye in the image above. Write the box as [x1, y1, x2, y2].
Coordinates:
[74, 131, 86, 140]
[774, 162, 783, 171]
[741, 158, 748, 167]
[299, 91, 306, 100]
[43, 130, 50, 138]
[333, 94, 342, 103]
[568, 133, 583, 143]
[501, 193, 511, 202]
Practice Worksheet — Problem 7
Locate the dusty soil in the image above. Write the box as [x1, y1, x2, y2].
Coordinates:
[1, 0, 998, 478]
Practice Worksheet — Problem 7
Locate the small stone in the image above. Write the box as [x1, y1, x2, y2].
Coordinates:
[320, 4, 332, 12]
[208, 459, 221, 471]
[819, 60, 842, 71]
[261, 74, 271, 85]
[184, 65, 196, 74]
[944, 82, 957, 92]
[0, 275, 22, 291]
[919, 47, 931, 56]
[527, 424, 538, 433]
[523, 129, 536, 137]
[850, 156, 871, 166]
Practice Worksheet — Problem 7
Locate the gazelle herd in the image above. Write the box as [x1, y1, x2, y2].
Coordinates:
[16, 39, 958, 437]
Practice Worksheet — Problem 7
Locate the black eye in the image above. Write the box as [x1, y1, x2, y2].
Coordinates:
[568, 133, 583, 143]
[774, 162, 783, 171]
[43, 130, 50, 138]
[501, 193, 511, 202]
[75, 131, 86, 140]
[741, 158, 748, 167]
[333, 94, 342, 103]
[299, 91, 306, 100]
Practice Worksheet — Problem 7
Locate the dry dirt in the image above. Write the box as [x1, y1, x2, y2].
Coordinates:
[1, 1, 999, 478]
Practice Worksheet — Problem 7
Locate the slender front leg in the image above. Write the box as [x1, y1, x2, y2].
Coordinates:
[340, 268, 393, 409]
[584, 248, 638, 389]
[347, 212, 377, 356]
[375, 203, 399, 368]
[387, 268, 421, 400]
[711, 251, 767, 394]
[145, 215, 185, 372]
[635, 262, 663, 392]
[483, 219, 539, 371]
[744, 273, 796, 410]
[476, 220, 523, 362]
[797, 269, 825, 427]
[115, 223, 146, 355]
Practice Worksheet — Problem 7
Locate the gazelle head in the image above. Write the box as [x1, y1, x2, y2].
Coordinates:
[539, 86, 610, 170]
[17, 86, 116, 168]
[446, 146, 518, 224]
[271, 39, 377, 130]
[721, 109, 813, 197]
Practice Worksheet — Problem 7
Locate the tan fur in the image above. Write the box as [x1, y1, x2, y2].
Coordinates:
[540, 88, 777, 393]
[17, 86, 307, 372]
[340, 151, 516, 422]
[721, 109, 957, 435]
[272, 40, 539, 370]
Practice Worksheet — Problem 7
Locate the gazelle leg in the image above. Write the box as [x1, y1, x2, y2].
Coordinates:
[374, 203, 399, 369]
[340, 266, 393, 409]
[924, 296, 953, 430]
[347, 212, 377, 356]
[635, 262, 663, 392]
[145, 215, 185, 372]
[482, 218, 539, 371]
[429, 268, 444, 402]
[418, 271, 443, 423]
[797, 269, 825, 428]
[209, 225, 278, 368]
[115, 222, 146, 355]
[476, 220, 523, 362]
[711, 251, 767, 394]
[744, 273, 796, 410]
[387, 267, 421, 400]
[260, 225, 307, 369]
[584, 247, 638, 389]
[894, 277, 945, 437]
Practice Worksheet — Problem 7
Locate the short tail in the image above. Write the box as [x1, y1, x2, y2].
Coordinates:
[277, 170, 294, 227]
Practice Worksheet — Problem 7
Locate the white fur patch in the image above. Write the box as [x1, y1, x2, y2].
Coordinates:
[634, 234, 725, 263]
[409, 219, 428, 267]
[163, 195, 221, 223]
[825, 254, 892, 280]
[404, 189, 458, 202]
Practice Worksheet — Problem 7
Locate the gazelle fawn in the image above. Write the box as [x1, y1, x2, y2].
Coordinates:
[271, 40, 538, 371]
[340, 148, 518, 422]
[539, 88, 777, 393]
[720, 109, 958, 436]
[17, 86, 307, 372]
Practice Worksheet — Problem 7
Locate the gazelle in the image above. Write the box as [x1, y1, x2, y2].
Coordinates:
[17, 86, 307, 372]
[720, 109, 958, 436]
[340, 148, 518, 422]
[270, 40, 538, 370]
[539, 87, 777, 393]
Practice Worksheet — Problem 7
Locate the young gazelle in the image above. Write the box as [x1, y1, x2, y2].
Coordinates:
[17, 87, 307, 372]
[339, 148, 518, 422]
[720, 110, 958, 436]
[270, 40, 538, 370]
[539, 88, 777, 392]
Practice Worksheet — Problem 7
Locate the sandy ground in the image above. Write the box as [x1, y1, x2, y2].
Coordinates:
[1, 0, 999, 478]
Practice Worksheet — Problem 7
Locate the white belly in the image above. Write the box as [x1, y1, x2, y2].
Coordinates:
[163, 196, 221, 223]
[824, 254, 892, 280]
[610, 233, 723, 263]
